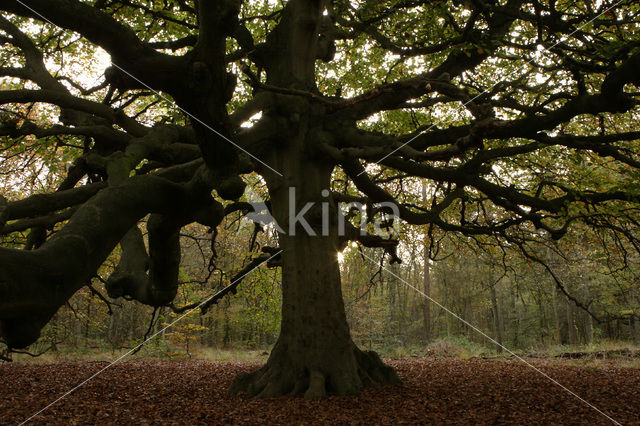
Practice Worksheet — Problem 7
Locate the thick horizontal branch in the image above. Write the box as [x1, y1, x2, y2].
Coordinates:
[5, 182, 106, 221]
[0, 121, 131, 149]
[1, 207, 76, 235]
[147, 35, 198, 51]
[534, 132, 640, 168]
[332, 126, 475, 161]
[338, 220, 400, 263]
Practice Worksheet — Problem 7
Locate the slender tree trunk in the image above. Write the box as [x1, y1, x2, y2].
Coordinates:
[632, 316, 640, 344]
[388, 263, 398, 340]
[566, 298, 576, 345]
[84, 295, 91, 342]
[223, 309, 230, 348]
[399, 271, 408, 343]
[536, 289, 546, 345]
[421, 181, 431, 344]
[442, 275, 451, 338]
[490, 283, 503, 353]
[551, 279, 562, 345]
[155, 306, 166, 344]
[509, 286, 519, 347]
[422, 254, 431, 345]
[582, 282, 593, 345]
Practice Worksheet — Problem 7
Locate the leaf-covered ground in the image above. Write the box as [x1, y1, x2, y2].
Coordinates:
[1, 359, 638, 424]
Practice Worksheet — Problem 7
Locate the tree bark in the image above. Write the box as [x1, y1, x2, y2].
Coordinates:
[229, 148, 399, 399]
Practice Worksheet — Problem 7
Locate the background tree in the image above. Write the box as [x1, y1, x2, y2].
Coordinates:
[1, 0, 640, 399]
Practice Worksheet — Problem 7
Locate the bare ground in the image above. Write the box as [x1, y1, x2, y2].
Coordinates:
[1, 359, 638, 424]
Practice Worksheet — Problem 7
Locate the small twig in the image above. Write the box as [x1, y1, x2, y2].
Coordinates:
[170, 247, 281, 314]
[131, 307, 158, 355]
[248, 222, 263, 252]
[87, 281, 113, 315]
[65, 301, 80, 319]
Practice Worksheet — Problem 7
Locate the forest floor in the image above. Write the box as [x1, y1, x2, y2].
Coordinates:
[1, 357, 639, 425]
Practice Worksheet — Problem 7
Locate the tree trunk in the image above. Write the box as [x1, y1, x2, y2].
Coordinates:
[566, 298, 576, 345]
[632, 315, 640, 344]
[421, 181, 431, 345]
[422, 257, 431, 344]
[490, 283, 503, 353]
[388, 262, 401, 341]
[582, 283, 593, 345]
[509, 286, 520, 347]
[551, 279, 562, 345]
[229, 154, 399, 399]
[84, 294, 91, 342]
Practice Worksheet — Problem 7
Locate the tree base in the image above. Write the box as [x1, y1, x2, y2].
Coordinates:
[228, 344, 400, 399]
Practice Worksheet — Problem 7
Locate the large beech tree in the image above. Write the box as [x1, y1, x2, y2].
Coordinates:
[1, 0, 640, 398]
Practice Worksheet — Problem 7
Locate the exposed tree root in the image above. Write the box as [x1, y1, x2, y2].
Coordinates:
[228, 344, 400, 400]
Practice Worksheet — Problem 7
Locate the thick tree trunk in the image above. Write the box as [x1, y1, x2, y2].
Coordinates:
[226, 0, 398, 398]
[229, 153, 399, 399]
[230, 232, 397, 399]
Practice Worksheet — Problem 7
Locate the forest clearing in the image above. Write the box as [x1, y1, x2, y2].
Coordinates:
[3, 0, 640, 423]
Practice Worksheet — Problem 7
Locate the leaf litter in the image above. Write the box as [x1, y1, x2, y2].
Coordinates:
[1, 359, 639, 424]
